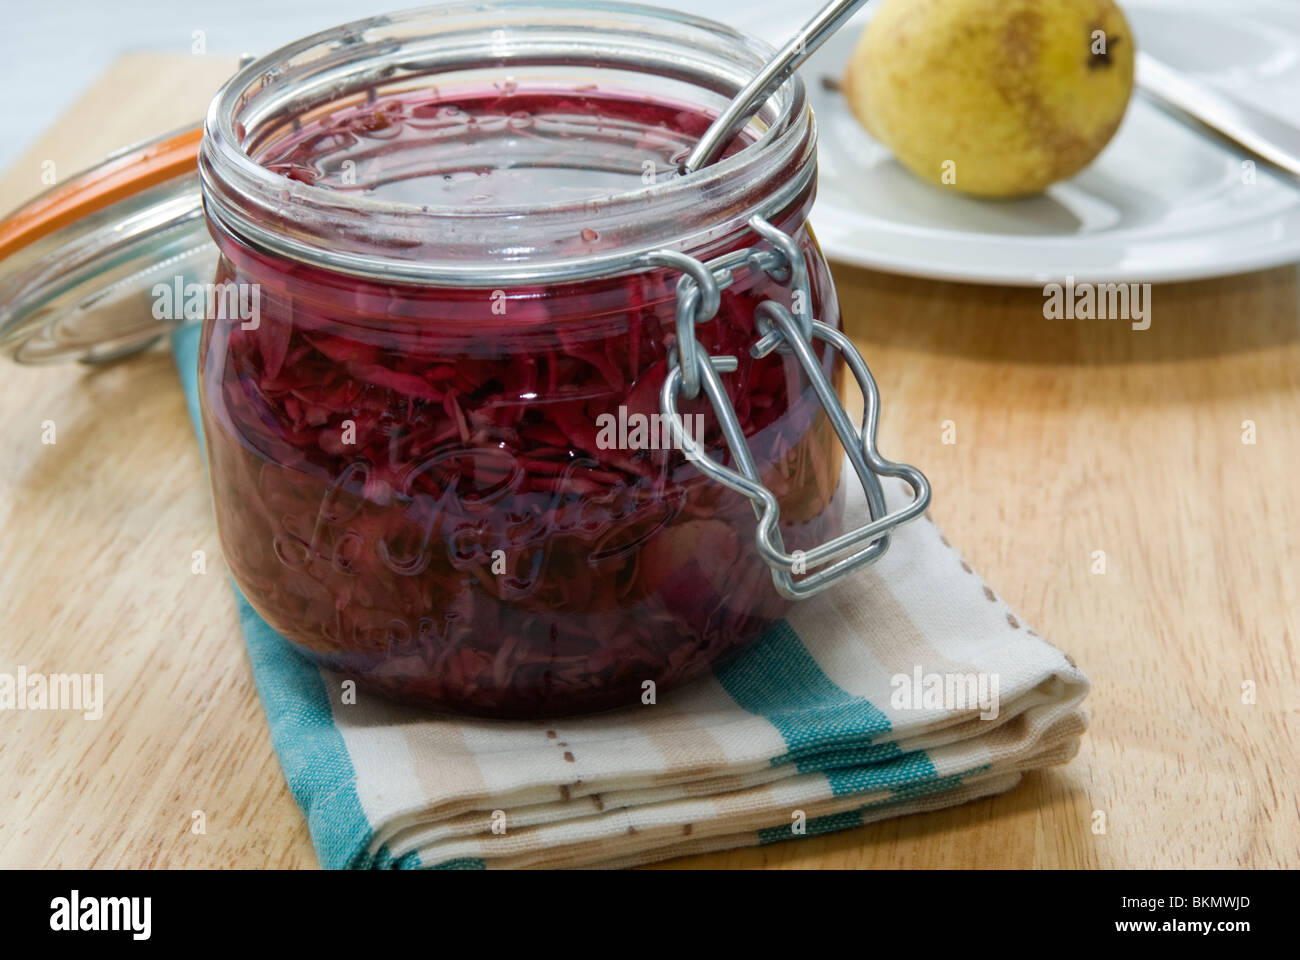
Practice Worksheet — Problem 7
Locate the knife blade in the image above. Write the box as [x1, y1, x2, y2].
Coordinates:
[1137, 50, 1300, 179]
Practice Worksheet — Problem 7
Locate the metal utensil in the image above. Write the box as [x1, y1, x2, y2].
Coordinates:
[684, 0, 870, 172]
[1138, 51, 1300, 179]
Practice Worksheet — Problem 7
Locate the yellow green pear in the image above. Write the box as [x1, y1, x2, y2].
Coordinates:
[843, 0, 1136, 197]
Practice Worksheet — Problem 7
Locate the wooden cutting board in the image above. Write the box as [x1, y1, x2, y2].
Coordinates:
[0, 53, 1295, 869]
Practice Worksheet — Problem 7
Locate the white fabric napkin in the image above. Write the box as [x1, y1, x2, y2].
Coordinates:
[232, 468, 1088, 869]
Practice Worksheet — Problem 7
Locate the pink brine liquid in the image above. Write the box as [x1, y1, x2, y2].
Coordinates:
[199, 84, 845, 717]
[259, 88, 715, 204]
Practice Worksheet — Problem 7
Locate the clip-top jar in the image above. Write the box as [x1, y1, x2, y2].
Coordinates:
[187, 1, 929, 718]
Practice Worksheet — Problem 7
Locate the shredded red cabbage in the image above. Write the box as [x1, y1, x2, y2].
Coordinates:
[199, 88, 844, 717]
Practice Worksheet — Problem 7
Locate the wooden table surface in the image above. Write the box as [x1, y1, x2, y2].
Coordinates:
[1, 54, 1296, 870]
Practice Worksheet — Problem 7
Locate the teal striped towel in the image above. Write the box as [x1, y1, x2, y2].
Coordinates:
[174, 323, 1088, 869]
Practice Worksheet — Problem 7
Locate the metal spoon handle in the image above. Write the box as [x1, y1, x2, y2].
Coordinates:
[683, 0, 871, 173]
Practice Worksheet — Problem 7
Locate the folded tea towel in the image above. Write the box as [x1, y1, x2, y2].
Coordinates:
[173, 324, 1089, 869]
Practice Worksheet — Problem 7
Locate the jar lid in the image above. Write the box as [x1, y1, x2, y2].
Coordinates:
[0, 125, 215, 364]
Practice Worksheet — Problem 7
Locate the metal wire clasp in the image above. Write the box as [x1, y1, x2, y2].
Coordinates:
[650, 215, 931, 600]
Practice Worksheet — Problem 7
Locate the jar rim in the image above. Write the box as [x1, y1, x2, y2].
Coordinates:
[199, 0, 816, 287]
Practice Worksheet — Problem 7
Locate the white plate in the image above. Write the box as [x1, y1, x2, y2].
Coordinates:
[756, 0, 1300, 285]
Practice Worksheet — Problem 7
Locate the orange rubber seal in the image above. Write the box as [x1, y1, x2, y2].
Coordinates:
[0, 126, 202, 261]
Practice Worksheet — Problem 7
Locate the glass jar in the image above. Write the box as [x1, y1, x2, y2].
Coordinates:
[0, 2, 930, 719]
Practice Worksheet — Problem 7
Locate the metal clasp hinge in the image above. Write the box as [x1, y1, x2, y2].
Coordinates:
[649, 215, 931, 600]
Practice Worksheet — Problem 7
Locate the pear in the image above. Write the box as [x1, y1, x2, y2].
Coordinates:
[843, 0, 1136, 197]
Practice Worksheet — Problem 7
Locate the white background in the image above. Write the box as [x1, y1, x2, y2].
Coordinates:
[0, 0, 795, 174]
